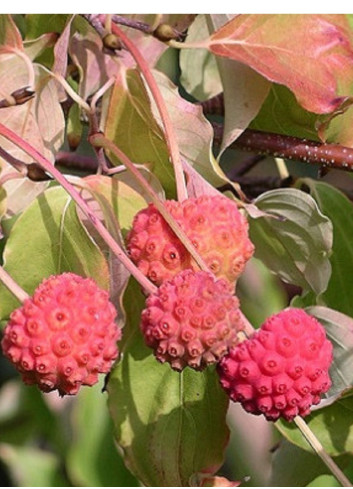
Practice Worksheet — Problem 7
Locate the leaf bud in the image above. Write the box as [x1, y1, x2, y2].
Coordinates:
[102, 33, 122, 51]
[153, 23, 178, 42]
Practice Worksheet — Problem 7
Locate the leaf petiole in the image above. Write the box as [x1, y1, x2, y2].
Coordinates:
[0, 122, 157, 296]
[111, 22, 188, 202]
[294, 415, 352, 487]
[0, 265, 29, 303]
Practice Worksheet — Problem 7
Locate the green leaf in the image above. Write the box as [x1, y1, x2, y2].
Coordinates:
[66, 380, 138, 487]
[0, 14, 23, 48]
[302, 180, 353, 316]
[0, 186, 109, 322]
[180, 15, 222, 101]
[251, 84, 320, 140]
[107, 279, 229, 487]
[66, 102, 83, 150]
[104, 69, 176, 199]
[0, 444, 68, 487]
[0, 382, 65, 449]
[24, 32, 58, 61]
[306, 306, 353, 402]
[25, 14, 69, 39]
[249, 188, 333, 295]
[276, 395, 353, 456]
[270, 439, 352, 487]
[78, 171, 164, 311]
[0, 185, 6, 221]
[80, 170, 164, 236]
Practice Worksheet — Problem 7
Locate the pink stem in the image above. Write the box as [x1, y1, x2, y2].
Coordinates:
[0, 265, 29, 303]
[0, 122, 157, 296]
[90, 133, 210, 274]
[110, 21, 188, 201]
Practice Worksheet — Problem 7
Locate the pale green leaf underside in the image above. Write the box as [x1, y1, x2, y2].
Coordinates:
[307, 306, 353, 402]
[304, 180, 353, 317]
[249, 188, 332, 295]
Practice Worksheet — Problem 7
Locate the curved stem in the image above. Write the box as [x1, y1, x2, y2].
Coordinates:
[294, 416, 352, 487]
[0, 122, 157, 297]
[0, 171, 24, 186]
[0, 265, 29, 303]
[5, 47, 36, 90]
[168, 39, 208, 50]
[90, 132, 210, 274]
[110, 21, 188, 201]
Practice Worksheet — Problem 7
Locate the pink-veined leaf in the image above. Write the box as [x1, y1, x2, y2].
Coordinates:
[53, 15, 75, 101]
[0, 58, 65, 216]
[207, 14, 353, 114]
[69, 29, 118, 101]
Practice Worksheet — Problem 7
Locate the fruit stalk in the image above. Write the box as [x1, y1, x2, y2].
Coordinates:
[0, 122, 157, 296]
[110, 20, 188, 201]
[90, 132, 210, 274]
[294, 415, 351, 487]
[0, 265, 29, 303]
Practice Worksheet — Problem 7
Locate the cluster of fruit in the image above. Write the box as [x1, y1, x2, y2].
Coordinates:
[1, 194, 333, 421]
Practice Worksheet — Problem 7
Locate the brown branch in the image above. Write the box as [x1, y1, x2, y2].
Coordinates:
[228, 154, 266, 179]
[200, 93, 224, 116]
[55, 151, 99, 172]
[213, 123, 353, 173]
[81, 14, 106, 36]
[82, 14, 152, 38]
[111, 15, 152, 34]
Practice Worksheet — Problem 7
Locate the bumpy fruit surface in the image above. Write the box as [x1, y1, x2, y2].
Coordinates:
[217, 308, 333, 421]
[127, 195, 254, 286]
[140, 269, 244, 371]
[1, 273, 120, 396]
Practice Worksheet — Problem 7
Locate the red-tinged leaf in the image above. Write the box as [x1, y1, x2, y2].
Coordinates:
[0, 14, 23, 49]
[69, 29, 118, 101]
[152, 69, 228, 189]
[0, 59, 65, 216]
[208, 14, 353, 114]
[53, 15, 74, 101]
